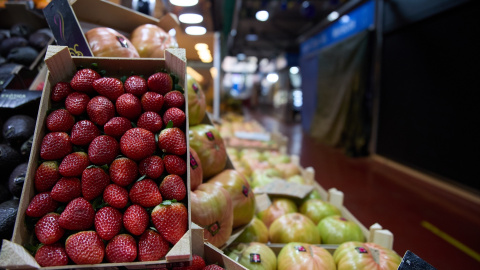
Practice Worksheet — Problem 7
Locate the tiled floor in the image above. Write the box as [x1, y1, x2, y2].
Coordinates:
[247, 108, 480, 269]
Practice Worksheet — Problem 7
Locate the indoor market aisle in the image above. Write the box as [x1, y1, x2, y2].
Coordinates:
[247, 108, 480, 269]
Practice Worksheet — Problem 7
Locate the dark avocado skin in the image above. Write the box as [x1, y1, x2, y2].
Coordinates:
[8, 162, 28, 198]
[0, 144, 22, 178]
[0, 183, 12, 204]
[0, 198, 20, 240]
[0, 36, 28, 57]
[2, 115, 36, 148]
[6, 46, 38, 66]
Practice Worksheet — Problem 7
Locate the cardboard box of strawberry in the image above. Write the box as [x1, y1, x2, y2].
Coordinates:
[0, 46, 193, 269]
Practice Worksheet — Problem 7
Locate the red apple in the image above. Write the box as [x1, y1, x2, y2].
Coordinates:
[207, 169, 256, 228]
[189, 124, 227, 179]
[269, 213, 320, 244]
[186, 74, 206, 126]
[333, 241, 402, 270]
[277, 242, 336, 270]
[190, 182, 233, 248]
[189, 146, 203, 191]
[257, 197, 298, 228]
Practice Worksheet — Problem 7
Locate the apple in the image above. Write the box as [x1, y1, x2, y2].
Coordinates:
[233, 216, 269, 244]
[269, 213, 320, 244]
[286, 175, 308, 185]
[189, 146, 203, 191]
[299, 199, 341, 224]
[250, 168, 282, 190]
[333, 241, 402, 270]
[189, 124, 227, 179]
[277, 242, 336, 270]
[317, 215, 365, 244]
[257, 197, 298, 228]
[227, 242, 277, 270]
[274, 162, 301, 179]
[190, 183, 233, 248]
[186, 73, 206, 126]
[207, 169, 256, 228]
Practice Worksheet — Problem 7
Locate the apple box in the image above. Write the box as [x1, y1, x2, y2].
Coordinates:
[0, 45, 193, 269]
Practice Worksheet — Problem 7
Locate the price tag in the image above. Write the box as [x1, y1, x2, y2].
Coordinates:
[398, 250, 437, 270]
[234, 131, 271, 141]
[254, 179, 314, 199]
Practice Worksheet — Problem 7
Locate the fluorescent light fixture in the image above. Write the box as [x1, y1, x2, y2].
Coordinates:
[185, 26, 206, 35]
[256, 10, 269, 21]
[246, 34, 258, 41]
[327, 11, 339, 21]
[194, 43, 208, 50]
[169, 0, 198, 7]
[289, 66, 299, 74]
[266, 73, 279, 83]
[179, 13, 203, 24]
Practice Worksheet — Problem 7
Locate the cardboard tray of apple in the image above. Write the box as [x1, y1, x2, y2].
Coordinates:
[0, 45, 194, 269]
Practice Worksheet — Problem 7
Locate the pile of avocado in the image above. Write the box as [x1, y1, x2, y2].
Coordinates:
[0, 113, 36, 244]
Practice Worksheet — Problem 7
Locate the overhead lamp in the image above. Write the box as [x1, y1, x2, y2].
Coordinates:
[266, 73, 279, 83]
[327, 11, 339, 21]
[289, 66, 299, 74]
[185, 26, 206, 35]
[169, 0, 198, 7]
[194, 43, 208, 50]
[256, 10, 269, 21]
[179, 13, 203, 24]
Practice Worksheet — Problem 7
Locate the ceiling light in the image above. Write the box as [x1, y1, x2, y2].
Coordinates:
[246, 34, 258, 41]
[289, 66, 299, 74]
[266, 73, 279, 83]
[198, 50, 211, 59]
[327, 11, 339, 21]
[179, 13, 203, 24]
[255, 10, 269, 21]
[169, 0, 198, 7]
[185, 26, 206, 35]
[194, 43, 208, 50]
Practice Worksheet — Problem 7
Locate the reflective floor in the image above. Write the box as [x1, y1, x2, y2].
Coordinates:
[247, 107, 480, 269]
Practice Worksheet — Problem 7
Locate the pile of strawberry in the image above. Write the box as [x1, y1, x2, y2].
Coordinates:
[24, 66, 190, 267]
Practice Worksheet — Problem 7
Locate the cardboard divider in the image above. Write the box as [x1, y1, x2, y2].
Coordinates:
[1, 45, 192, 269]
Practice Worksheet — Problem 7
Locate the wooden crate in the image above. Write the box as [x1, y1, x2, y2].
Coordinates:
[0, 45, 192, 269]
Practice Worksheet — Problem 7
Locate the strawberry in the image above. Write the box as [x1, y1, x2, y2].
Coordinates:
[34, 213, 64, 245]
[103, 184, 129, 209]
[58, 197, 95, 230]
[51, 81, 73, 102]
[109, 157, 138, 187]
[92, 77, 125, 101]
[26, 192, 58, 218]
[163, 107, 186, 128]
[65, 92, 90, 116]
[159, 175, 186, 201]
[116, 93, 142, 120]
[87, 95, 116, 126]
[40, 132, 72, 160]
[46, 109, 75, 132]
[151, 201, 188, 245]
[88, 135, 120, 165]
[129, 179, 163, 207]
[175, 254, 206, 270]
[59, 152, 90, 177]
[141, 91, 164, 113]
[95, 206, 123, 241]
[105, 234, 137, 263]
[137, 229, 170, 262]
[70, 68, 101, 93]
[70, 119, 101, 146]
[164, 90, 185, 109]
[139, 155, 164, 179]
[124, 75, 148, 97]
[50, 177, 82, 203]
[137, 111, 163, 133]
[34, 243, 69, 267]
[147, 72, 173, 95]
[104, 116, 132, 138]
[158, 127, 187, 155]
[65, 231, 105, 265]
[34, 161, 60, 192]
[163, 155, 187, 176]
[203, 265, 224, 270]
[81, 166, 111, 201]
[123, 204, 149, 236]
[120, 127, 156, 161]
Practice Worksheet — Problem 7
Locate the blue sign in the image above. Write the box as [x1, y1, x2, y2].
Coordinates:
[301, 0, 375, 56]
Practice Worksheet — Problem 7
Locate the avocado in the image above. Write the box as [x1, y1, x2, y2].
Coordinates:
[0, 29, 10, 43]
[10, 23, 32, 38]
[0, 55, 5, 65]
[6, 46, 38, 66]
[8, 162, 28, 198]
[0, 144, 22, 177]
[0, 198, 19, 240]
[0, 183, 12, 204]
[20, 134, 34, 159]
[28, 28, 52, 50]
[0, 36, 28, 57]
[2, 115, 36, 148]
